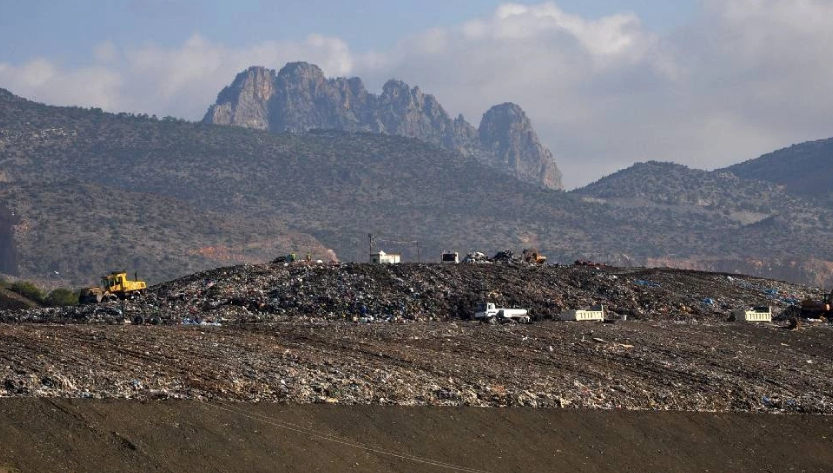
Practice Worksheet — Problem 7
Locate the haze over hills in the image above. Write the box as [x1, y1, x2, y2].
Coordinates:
[203, 63, 563, 190]
[1, 87, 833, 288]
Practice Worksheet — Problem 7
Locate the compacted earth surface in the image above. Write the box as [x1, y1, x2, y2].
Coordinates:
[1, 263, 832, 471]
[1, 400, 832, 473]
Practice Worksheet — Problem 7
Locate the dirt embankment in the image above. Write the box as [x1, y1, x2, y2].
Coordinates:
[0, 399, 831, 473]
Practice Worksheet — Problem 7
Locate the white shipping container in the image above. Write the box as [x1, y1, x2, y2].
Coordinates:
[733, 306, 772, 322]
[561, 305, 605, 322]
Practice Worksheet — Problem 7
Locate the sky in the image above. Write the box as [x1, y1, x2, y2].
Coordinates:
[1, 0, 831, 188]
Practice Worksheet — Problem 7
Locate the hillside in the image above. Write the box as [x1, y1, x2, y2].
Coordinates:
[575, 161, 832, 230]
[0, 181, 331, 287]
[0, 286, 39, 311]
[2, 88, 833, 287]
[572, 161, 833, 284]
[725, 138, 833, 204]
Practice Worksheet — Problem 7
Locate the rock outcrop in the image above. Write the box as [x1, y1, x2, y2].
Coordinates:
[204, 66, 275, 130]
[204, 63, 563, 190]
[479, 103, 563, 190]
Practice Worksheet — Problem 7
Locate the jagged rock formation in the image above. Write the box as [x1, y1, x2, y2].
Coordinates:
[479, 103, 562, 190]
[203, 66, 275, 130]
[204, 63, 563, 190]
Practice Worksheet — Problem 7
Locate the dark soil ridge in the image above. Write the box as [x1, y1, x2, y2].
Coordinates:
[0, 399, 831, 473]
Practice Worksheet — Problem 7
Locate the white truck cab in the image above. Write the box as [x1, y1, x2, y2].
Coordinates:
[475, 302, 531, 324]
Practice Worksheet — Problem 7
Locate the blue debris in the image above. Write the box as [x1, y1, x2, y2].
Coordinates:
[703, 298, 715, 306]
[635, 279, 661, 288]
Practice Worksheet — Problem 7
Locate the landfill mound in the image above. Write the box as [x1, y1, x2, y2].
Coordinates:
[0, 262, 823, 324]
[0, 263, 832, 413]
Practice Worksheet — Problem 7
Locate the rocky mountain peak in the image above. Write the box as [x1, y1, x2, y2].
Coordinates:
[479, 103, 563, 189]
[277, 61, 326, 80]
[204, 64, 563, 189]
[205, 66, 276, 130]
[381, 79, 410, 94]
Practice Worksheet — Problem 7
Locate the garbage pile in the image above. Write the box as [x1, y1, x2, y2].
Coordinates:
[0, 319, 831, 413]
[1, 263, 832, 413]
[1, 263, 825, 325]
[462, 252, 489, 263]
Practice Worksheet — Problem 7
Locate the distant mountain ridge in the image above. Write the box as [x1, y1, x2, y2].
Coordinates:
[3, 87, 833, 288]
[724, 137, 833, 205]
[203, 63, 563, 190]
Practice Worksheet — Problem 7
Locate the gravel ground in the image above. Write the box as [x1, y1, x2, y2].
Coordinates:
[1, 319, 831, 413]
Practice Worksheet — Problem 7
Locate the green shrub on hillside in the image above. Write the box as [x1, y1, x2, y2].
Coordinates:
[45, 288, 78, 307]
[10, 280, 45, 303]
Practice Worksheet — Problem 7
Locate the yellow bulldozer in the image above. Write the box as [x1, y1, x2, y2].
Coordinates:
[79, 271, 147, 304]
[798, 289, 832, 319]
[522, 248, 548, 265]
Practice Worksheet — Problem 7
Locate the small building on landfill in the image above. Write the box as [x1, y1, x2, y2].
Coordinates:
[732, 306, 772, 322]
[371, 250, 401, 264]
[561, 305, 605, 322]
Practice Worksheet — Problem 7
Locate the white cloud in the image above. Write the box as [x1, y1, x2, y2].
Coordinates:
[2, 1, 833, 188]
[0, 58, 123, 110]
[0, 33, 355, 119]
[360, 0, 833, 187]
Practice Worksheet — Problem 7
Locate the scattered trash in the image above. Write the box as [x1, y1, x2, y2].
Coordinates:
[635, 279, 661, 288]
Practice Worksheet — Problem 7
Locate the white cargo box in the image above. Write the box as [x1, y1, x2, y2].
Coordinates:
[733, 306, 771, 322]
[561, 305, 605, 322]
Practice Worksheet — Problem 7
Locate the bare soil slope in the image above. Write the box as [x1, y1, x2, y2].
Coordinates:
[0, 400, 831, 473]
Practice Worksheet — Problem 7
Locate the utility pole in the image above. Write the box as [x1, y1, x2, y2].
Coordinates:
[368, 234, 373, 263]
[416, 241, 420, 263]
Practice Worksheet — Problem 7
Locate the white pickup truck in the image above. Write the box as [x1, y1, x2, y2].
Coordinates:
[475, 302, 531, 324]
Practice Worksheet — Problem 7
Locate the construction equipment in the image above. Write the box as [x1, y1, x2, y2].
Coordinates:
[79, 271, 147, 304]
[522, 248, 547, 264]
[797, 289, 832, 319]
[475, 302, 531, 324]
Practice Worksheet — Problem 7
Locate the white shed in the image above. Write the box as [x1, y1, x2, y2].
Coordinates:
[561, 305, 605, 322]
[371, 250, 401, 264]
[733, 306, 771, 322]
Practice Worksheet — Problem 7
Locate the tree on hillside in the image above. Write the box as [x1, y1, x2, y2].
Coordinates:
[45, 288, 78, 307]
